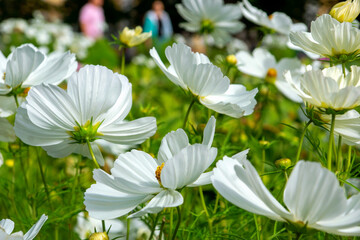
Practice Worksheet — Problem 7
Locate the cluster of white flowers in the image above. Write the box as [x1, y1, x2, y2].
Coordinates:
[1, 0, 360, 238]
[0, 11, 94, 59]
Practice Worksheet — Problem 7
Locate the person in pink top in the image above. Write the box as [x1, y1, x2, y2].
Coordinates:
[79, 0, 105, 39]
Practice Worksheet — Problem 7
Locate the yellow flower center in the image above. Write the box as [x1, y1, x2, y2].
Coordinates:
[265, 68, 277, 84]
[155, 163, 165, 185]
[268, 14, 274, 20]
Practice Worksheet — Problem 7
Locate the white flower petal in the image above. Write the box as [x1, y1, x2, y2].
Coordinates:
[129, 190, 183, 218]
[284, 161, 347, 225]
[25, 84, 79, 130]
[202, 116, 216, 148]
[15, 106, 69, 146]
[5, 44, 45, 88]
[201, 85, 258, 118]
[84, 182, 153, 220]
[211, 155, 288, 221]
[0, 219, 15, 234]
[110, 150, 161, 194]
[23, 51, 77, 87]
[149, 47, 186, 90]
[157, 128, 189, 164]
[23, 214, 48, 240]
[0, 118, 15, 142]
[67, 65, 124, 125]
[161, 144, 217, 189]
[99, 117, 157, 145]
[187, 172, 213, 187]
[0, 96, 17, 117]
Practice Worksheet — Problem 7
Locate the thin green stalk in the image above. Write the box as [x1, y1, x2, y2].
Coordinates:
[253, 214, 260, 240]
[199, 186, 213, 234]
[149, 213, 160, 240]
[86, 139, 100, 168]
[327, 114, 336, 171]
[37, 153, 53, 209]
[71, 155, 82, 205]
[126, 218, 130, 240]
[121, 48, 126, 75]
[14, 95, 19, 108]
[182, 98, 196, 129]
[347, 146, 352, 174]
[169, 208, 173, 239]
[172, 206, 182, 240]
[342, 62, 346, 78]
[337, 136, 343, 172]
[295, 120, 312, 162]
[213, 192, 220, 214]
[159, 217, 166, 240]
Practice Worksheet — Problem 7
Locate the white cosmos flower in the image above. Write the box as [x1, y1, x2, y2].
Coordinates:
[290, 14, 360, 58]
[285, 65, 360, 111]
[14, 65, 157, 166]
[236, 48, 303, 102]
[0, 44, 77, 95]
[176, 0, 245, 48]
[84, 116, 217, 219]
[211, 152, 360, 236]
[240, 0, 307, 35]
[0, 214, 48, 240]
[150, 43, 258, 118]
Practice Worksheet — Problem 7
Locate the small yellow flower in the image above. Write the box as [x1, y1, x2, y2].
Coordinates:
[119, 26, 152, 48]
[226, 55, 237, 65]
[89, 232, 109, 240]
[330, 0, 360, 22]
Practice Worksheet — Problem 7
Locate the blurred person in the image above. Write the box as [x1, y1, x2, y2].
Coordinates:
[143, 1, 173, 42]
[79, 0, 106, 39]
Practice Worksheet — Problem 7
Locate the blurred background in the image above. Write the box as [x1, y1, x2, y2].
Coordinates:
[0, 0, 335, 37]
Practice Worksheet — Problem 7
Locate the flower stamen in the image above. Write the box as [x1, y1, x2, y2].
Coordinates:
[155, 163, 165, 185]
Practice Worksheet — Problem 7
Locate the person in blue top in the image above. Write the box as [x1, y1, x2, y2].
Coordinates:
[143, 1, 173, 43]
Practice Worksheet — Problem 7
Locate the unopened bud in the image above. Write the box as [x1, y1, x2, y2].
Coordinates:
[275, 158, 292, 169]
[259, 140, 270, 148]
[330, 0, 360, 22]
[89, 232, 109, 240]
[226, 55, 237, 65]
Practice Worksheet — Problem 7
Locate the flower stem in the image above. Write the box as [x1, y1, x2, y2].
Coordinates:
[327, 114, 336, 171]
[169, 208, 173, 238]
[342, 62, 346, 78]
[182, 98, 196, 129]
[121, 48, 126, 75]
[337, 136, 343, 172]
[253, 214, 261, 240]
[295, 120, 312, 163]
[37, 152, 53, 209]
[126, 218, 130, 240]
[86, 139, 100, 168]
[14, 94, 19, 108]
[159, 217, 166, 240]
[172, 206, 182, 240]
[213, 192, 220, 214]
[346, 146, 352, 175]
[149, 212, 160, 240]
[199, 186, 213, 234]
